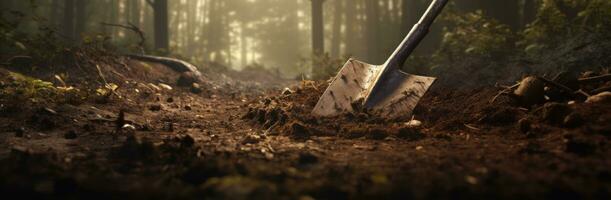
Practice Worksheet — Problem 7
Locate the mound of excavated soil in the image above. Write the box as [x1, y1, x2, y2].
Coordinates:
[244, 73, 610, 142]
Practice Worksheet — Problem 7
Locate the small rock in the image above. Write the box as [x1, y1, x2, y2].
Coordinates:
[465, 175, 478, 185]
[122, 124, 137, 134]
[184, 105, 192, 110]
[177, 72, 198, 87]
[43, 107, 58, 115]
[190, 83, 203, 94]
[404, 119, 422, 128]
[166, 97, 174, 103]
[158, 83, 173, 90]
[514, 76, 545, 107]
[585, 92, 611, 104]
[149, 103, 163, 111]
[242, 134, 262, 144]
[282, 88, 294, 95]
[64, 130, 78, 139]
[148, 83, 161, 91]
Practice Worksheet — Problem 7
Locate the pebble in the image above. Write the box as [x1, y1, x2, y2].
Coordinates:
[404, 119, 422, 128]
[158, 83, 173, 90]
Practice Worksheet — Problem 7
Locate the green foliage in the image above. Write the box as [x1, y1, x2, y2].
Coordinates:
[0, 9, 66, 64]
[520, 0, 611, 54]
[435, 10, 516, 62]
[0, 71, 88, 112]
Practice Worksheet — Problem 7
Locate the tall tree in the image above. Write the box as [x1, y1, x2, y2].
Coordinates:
[75, 1, 87, 40]
[147, 0, 169, 51]
[62, 0, 75, 40]
[522, 0, 539, 27]
[311, 0, 325, 56]
[344, 0, 357, 57]
[365, 0, 381, 63]
[330, 0, 343, 58]
[49, 0, 61, 27]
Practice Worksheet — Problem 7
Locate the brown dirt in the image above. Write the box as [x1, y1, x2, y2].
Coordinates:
[0, 56, 610, 199]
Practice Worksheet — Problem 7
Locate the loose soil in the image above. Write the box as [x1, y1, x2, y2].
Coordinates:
[0, 54, 609, 199]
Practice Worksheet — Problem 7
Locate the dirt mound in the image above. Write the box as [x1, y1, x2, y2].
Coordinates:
[244, 81, 432, 140]
[244, 72, 611, 141]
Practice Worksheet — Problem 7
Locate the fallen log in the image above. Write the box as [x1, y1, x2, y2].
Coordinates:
[126, 54, 203, 80]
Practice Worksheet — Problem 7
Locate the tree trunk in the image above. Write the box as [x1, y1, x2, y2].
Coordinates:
[63, 0, 75, 40]
[75, 0, 86, 41]
[130, 0, 141, 25]
[522, 0, 538, 27]
[344, 0, 356, 57]
[50, 0, 60, 27]
[152, 0, 169, 51]
[311, 0, 325, 56]
[241, 26, 247, 67]
[330, 0, 343, 58]
[365, 0, 381, 63]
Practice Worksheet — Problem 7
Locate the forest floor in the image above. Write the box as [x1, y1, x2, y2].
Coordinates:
[0, 53, 609, 199]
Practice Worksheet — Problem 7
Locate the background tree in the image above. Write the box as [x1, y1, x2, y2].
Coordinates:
[147, 0, 169, 51]
[311, 0, 325, 56]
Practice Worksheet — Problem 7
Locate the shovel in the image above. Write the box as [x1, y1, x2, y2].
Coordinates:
[312, 0, 448, 118]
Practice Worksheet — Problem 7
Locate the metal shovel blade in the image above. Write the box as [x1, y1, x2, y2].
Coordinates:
[312, 0, 447, 118]
[312, 59, 435, 118]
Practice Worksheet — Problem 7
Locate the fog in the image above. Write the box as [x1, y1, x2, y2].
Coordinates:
[0, 0, 557, 77]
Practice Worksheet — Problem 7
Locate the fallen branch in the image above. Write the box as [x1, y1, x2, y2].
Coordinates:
[591, 86, 611, 94]
[536, 76, 575, 95]
[579, 74, 611, 84]
[490, 83, 520, 104]
[100, 22, 146, 54]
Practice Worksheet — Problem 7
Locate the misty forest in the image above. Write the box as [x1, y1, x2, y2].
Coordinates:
[0, 0, 610, 199]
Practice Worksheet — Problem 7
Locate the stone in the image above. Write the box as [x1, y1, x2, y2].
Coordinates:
[149, 103, 163, 111]
[190, 83, 203, 94]
[586, 92, 611, 104]
[177, 71, 199, 87]
[514, 76, 545, 107]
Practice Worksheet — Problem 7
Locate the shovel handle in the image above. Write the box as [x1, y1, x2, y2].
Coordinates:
[385, 0, 449, 68]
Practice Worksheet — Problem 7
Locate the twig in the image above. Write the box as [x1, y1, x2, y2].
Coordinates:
[575, 89, 591, 97]
[490, 83, 520, 104]
[95, 64, 108, 85]
[591, 86, 611, 94]
[579, 74, 611, 84]
[536, 76, 575, 94]
[100, 22, 146, 54]
[464, 124, 481, 131]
